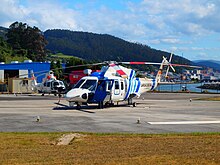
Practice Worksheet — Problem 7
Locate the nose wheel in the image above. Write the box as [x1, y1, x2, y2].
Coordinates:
[69, 102, 81, 110]
[128, 98, 137, 107]
[69, 102, 75, 107]
[76, 103, 81, 110]
[132, 102, 137, 107]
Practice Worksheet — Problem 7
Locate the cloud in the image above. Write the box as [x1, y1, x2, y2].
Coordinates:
[0, 0, 27, 27]
[0, 0, 80, 30]
[26, 2, 79, 30]
[0, 0, 220, 61]
[132, 0, 220, 35]
[161, 38, 181, 44]
[170, 46, 220, 52]
[1, 0, 220, 39]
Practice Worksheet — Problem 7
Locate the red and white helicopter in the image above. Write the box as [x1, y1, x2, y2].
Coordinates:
[65, 55, 200, 109]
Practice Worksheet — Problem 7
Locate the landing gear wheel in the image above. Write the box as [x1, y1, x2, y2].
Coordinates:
[69, 102, 75, 107]
[76, 103, 81, 110]
[133, 102, 137, 107]
[41, 93, 45, 96]
[98, 101, 104, 109]
[128, 98, 133, 105]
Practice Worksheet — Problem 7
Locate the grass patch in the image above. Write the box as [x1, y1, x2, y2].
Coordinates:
[0, 132, 219, 164]
[50, 53, 77, 59]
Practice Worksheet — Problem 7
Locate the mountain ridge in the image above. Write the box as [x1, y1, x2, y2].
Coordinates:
[44, 29, 191, 64]
[193, 60, 220, 71]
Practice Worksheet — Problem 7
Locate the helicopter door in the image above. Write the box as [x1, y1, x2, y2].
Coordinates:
[114, 80, 120, 95]
[104, 80, 113, 102]
[120, 80, 126, 100]
[45, 81, 51, 92]
[52, 81, 59, 91]
[111, 80, 122, 101]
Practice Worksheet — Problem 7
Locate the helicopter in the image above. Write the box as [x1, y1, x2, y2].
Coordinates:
[31, 70, 66, 96]
[65, 55, 200, 109]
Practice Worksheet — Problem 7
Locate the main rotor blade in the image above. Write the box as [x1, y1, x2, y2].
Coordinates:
[171, 64, 202, 68]
[16, 62, 104, 78]
[65, 62, 104, 69]
[121, 62, 162, 65]
[120, 61, 201, 69]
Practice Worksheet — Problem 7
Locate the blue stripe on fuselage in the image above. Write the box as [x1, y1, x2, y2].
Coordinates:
[130, 79, 134, 93]
[125, 79, 131, 99]
[150, 79, 156, 90]
[135, 78, 140, 93]
[129, 70, 134, 79]
[133, 79, 137, 93]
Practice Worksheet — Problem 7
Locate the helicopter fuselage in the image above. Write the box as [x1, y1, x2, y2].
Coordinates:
[65, 72, 158, 107]
[36, 79, 66, 94]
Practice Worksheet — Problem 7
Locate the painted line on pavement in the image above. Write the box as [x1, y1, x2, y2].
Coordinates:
[148, 121, 220, 125]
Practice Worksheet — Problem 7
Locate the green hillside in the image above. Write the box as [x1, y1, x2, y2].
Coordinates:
[0, 26, 7, 39]
[44, 29, 191, 64]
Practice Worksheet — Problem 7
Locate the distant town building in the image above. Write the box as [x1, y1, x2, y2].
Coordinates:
[191, 74, 202, 81]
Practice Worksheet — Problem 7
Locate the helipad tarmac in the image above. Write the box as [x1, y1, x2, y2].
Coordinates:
[0, 93, 219, 133]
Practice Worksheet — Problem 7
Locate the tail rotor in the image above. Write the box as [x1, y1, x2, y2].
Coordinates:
[164, 53, 175, 78]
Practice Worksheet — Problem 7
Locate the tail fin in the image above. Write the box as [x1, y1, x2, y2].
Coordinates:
[31, 72, 37, 88]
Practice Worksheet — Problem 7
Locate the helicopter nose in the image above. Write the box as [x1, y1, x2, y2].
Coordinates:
[65, 88, 89, 102]
[65, 90, 79, 101]
[58, 86, 65, 92]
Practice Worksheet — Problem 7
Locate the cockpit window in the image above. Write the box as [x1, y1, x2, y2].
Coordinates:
[46, 82, 51, 87]
[81, 80, 97, 91]
[74, 79, 86, 88]
[53, 81, 59, 86]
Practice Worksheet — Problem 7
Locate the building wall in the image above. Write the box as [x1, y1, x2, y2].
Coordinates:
[0, 62, 50, 82]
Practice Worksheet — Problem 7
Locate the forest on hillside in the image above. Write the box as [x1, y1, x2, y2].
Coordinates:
[44, 29, 191, 65]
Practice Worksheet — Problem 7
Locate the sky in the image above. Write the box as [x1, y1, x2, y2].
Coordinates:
[0, 0, 220, 61]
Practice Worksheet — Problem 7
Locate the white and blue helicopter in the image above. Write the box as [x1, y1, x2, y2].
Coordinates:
[65, 55, 199, 109]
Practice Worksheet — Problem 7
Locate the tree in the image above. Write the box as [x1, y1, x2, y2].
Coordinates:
[0, 37, 13, 62]
[65, 57, 85, 73]
[50, 60, 63, 79]
[6, 21, 48, 61]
